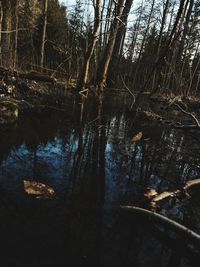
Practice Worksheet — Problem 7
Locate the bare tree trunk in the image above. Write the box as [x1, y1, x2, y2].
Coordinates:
[132, 0, 155, 90]
[152, 0, 170, 91]
[103, 0, 113, 48]
[96, 0, 125, 92]
[177, 0, 194, 61]
[132, 0, 186, 112]
[77, 0, 102, 91]
[108, 0, 134, 87]
[40, 0, 48, 70]
[13, 0, 19, 69]
[2, 0, 12, 68]
[0, 1, 3, 66]
[187, 56, 200, 96]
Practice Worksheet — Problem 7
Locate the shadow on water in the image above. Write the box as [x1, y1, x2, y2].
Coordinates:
[0, 95, 200, 266]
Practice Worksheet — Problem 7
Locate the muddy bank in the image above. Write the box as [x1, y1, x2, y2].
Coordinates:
[1, 67, 200, 130]
[135, 94, 200, 128]
[0, 69, 72, 127]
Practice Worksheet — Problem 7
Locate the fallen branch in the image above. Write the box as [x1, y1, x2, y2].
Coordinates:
[119, 205, 200, 247]
[120, 74, 135, 104]
[19, 71, 55, 83]
[173, 124, 200, 130]
[37, 105, 65, 112]
[151, 190, 181, 203]
[174, 103, 200, 128]
[150, 178, 200, 204]
[79, 88, 88, 98]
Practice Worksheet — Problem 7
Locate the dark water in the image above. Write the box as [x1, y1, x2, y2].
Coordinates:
[0, 96, 199, 267]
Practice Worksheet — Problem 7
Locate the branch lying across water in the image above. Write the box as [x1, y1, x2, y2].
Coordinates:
[150, 178, 200, 204]
[119, 205, 200, 248]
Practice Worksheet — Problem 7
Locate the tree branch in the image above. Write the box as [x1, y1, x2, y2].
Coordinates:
[174, 103, 200, 127]
[119, 205, 200, 248]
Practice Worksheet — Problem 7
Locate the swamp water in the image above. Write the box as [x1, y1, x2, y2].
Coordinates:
[0, 96, 200, 267]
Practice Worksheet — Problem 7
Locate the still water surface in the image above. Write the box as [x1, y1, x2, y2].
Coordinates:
[0, 96, 199, 267]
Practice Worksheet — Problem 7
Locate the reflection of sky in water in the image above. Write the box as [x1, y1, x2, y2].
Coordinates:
[0, 136, 78, 195]
[0, 108, 200, 267]
[0, 110, 200, 207]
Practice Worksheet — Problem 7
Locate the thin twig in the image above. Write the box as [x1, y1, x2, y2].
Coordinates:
[174, 103, 200, 127]
[120, 74, 135, 103]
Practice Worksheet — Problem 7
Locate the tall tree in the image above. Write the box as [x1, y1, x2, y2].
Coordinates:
[151, 0, 170, 91]
[96, 0, 125, 92]
[1, 0, 12, 68]
[108, 0, 134, 87]
[13, 0, 19, 69]
[0, 1, 3, 66]
[77, 0, 102, 91]
[40, 0, 48, 70]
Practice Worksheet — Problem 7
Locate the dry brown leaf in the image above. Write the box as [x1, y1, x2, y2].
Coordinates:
[23, 180, 55, 199]
[130, 132, 143, 142]
[144, 189, 157, 199]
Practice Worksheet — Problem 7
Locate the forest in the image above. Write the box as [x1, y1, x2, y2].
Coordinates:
[0, 0, 199, 94]
[0, 0, 200, 267]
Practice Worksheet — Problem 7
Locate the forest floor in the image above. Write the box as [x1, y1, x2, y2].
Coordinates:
[0, 69, 71, 127]
[132, 93, 200, 129]
[0, 68, 200, 129]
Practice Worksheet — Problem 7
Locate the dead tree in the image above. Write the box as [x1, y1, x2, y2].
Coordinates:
[108, 0, 134, 87]
[13, 0, 19, 69]
[1, 0, 12, 68]
[152, 0, 170, 91]
[40, 0, 48, 70]
[77, 0, 102, 91]
[0, 1, 3, 66]
[96, 0, 125, 92]
[132, 0, 187, 111]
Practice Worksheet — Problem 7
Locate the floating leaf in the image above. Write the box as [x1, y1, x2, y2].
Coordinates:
[130, 132, 143, 142]
[144, 189, 157, 199]
[23, 180, 55, 199]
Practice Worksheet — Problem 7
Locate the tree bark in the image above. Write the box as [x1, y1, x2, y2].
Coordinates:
[133, 0, 186, 107]
[40, 0, 48, 70]
[77, 0, 102, 91]
[1, 0, 12, 68]
[96, 0, 125, 92]
[0, 1, 3, 66]
[107, 0, 134, 87]
[13, 0, 19, 69]
[177, 0, 194, 62]
[151, 0, 170, 91]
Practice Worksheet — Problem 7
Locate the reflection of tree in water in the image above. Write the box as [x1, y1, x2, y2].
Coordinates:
[110, 124, 200, 198]
[0, 96, 200, 266]
[65, 96, 107, 266]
